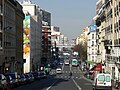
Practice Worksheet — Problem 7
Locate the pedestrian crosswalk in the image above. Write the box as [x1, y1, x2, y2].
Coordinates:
[50, 71, 81, 74]
[56, 75, 81, 79]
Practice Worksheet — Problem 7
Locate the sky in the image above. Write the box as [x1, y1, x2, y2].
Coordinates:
[18, 0, 98, 40]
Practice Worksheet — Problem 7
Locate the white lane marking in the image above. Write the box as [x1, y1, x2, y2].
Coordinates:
[62, 63, 65, 70]
[70, 63, 72, 71]
[72, 78, 82, 90]
[46, 80, 57, 90]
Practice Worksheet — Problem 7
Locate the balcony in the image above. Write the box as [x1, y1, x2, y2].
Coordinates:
[105, 0, 111, 8]
[99, 10, 106, 21]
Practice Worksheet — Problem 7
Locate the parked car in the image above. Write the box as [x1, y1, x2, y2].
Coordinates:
[39, 71, 47, 79]
[31, 72, 40, 80]
[92, 73, 112, 90]
[5, 75, 14, 88]
[5, 72, 19, 87]
[29, 73, 34, 82]
[24, 74, 31, 84]
[19, 74, 27, 85]
[0, 74, 8, 90]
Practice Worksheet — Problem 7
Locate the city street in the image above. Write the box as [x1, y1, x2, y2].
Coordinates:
[13, 64, 93, 90]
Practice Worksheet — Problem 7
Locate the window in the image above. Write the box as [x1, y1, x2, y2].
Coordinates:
[98, 75, 105, 81]
[92, 41, 94, 46]
[92, 34, 94, 39]
[106, 76, 110, 82]
[92, 49, 94, 54]
[92, 56, 94, 61]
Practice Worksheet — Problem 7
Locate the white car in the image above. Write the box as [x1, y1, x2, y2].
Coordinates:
[56, 68, 62, 74]
[92, 73, 112, 90]
[64, 60, 69, 65]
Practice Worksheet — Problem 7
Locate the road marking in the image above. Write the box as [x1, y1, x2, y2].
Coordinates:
[46, 80, 57, 90]
[72, 78, 82, 90]
[62, 63, 65, 70]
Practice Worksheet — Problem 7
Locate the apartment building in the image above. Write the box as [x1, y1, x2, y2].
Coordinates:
[76, 34, 84, 45]
[41, 9, 51, 64]
[16, 1, 25, 74]
[95, 0, 120, 80]
[0, 0, 24, 74]
[95, 0, 106, 64]
[21, 1, 42, 73]
[76, 27, 89, 45]
[87, 25, 97, 69]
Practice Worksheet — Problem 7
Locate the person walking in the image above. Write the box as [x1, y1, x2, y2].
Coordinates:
[69, 71, 72, 79]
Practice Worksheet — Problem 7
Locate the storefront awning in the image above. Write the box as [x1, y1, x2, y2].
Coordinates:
[90, 63, 102, 71]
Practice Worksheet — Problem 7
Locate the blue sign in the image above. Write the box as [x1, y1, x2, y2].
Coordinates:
[89, 24, 97, 31]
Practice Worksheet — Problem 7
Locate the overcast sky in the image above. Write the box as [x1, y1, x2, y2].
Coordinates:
[18, 0, 98, 40]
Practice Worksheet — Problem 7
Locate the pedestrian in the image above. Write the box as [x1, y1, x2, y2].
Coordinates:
[69, 71, 72, 79]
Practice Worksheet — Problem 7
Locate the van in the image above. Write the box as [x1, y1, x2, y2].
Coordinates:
[92, 73, 112, 90]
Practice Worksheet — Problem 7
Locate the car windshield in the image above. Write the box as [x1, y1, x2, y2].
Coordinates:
[98, 75, 105, 81]
[106, 76, 110, 82]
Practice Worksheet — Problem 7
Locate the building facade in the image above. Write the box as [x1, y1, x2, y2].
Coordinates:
[21, 1, 42, 73]
[41, 9, 51, 65]
[87, 26, 97, 69]
[95, 0, 120, 80]
[0, 0, 24, 74]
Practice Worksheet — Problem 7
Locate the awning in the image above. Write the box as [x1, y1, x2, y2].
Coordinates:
[90, 63, 102, 71]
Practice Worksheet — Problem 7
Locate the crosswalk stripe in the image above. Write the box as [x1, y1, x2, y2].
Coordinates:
[50, 71, 80, 74]
[56, 75, 81, 79]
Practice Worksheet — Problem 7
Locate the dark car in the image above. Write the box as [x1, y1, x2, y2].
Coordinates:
[19, 74, 26, 85]
[39, 71, 47, 79]
[29, 73, 34, 82]
[5, 75, 14, 88]
[5, 72, 19, 87]
[24, 73, 34, 84]
[31, 72, 40, 80]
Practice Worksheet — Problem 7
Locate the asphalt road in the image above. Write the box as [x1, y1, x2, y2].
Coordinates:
[12, 64, 93, 90]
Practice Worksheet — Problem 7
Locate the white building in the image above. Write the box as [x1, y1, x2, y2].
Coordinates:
[21, 0, 42, 73]
[87, 25, 97, 69]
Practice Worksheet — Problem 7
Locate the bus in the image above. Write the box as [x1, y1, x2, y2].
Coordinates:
[71, 59, 79, 67]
